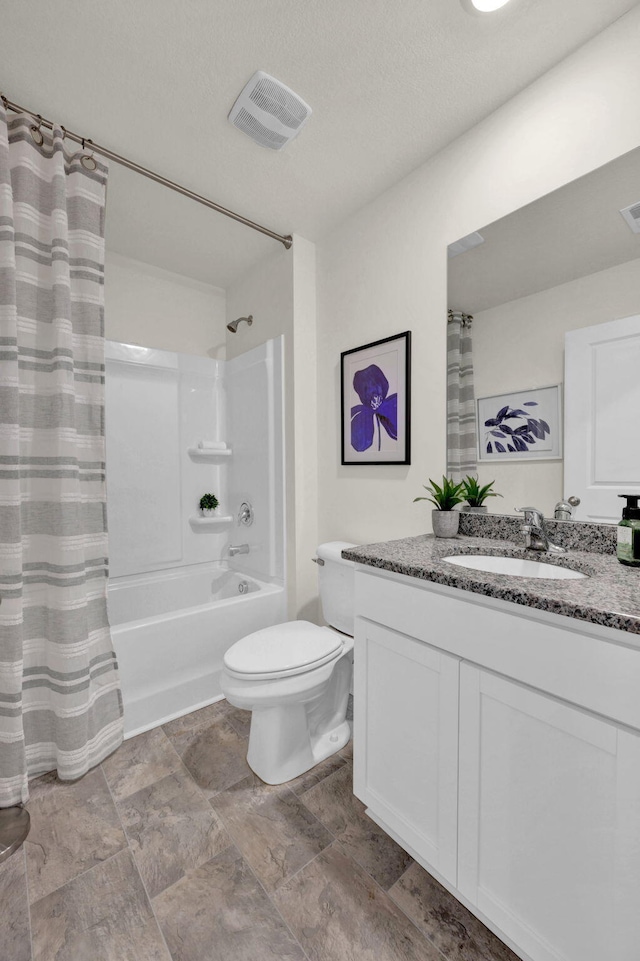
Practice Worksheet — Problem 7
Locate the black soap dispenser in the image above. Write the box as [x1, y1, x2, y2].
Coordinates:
[617, 495, 640, 567]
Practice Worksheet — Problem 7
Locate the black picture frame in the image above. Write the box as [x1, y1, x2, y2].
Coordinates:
[340, 331, 411, 465]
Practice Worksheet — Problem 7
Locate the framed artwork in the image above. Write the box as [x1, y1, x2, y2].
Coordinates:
[477, 384, 562, 462]
[341, 331, 411, 465]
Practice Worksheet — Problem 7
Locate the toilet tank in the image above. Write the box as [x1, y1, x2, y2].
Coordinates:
[316, 541, 356, 636]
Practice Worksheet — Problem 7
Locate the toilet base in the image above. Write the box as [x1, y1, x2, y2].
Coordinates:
[247, 708, 351, 784]
[221, 639, 354, 786]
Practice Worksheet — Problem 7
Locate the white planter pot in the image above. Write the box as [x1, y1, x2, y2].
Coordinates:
[432, 510, 460, 538]
[200, 507, 218, 517]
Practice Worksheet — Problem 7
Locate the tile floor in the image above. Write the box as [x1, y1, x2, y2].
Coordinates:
[1, 698, 519, 961]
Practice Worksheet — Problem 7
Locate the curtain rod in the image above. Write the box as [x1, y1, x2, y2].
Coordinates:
[1, 95, 293, 250]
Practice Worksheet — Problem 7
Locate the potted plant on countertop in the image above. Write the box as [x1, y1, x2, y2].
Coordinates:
[414, 476, 464, 538]
[199, 492, 219, 517]
[460, 475, 502, 513]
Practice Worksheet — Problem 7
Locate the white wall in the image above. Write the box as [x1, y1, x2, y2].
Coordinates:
[472, 257, 640, 517]
[105, 251, 227, 358]
[224, 247, 294, 364]
[316, 7, 640, 547]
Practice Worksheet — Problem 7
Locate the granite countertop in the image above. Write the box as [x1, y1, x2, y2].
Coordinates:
[342, 534, 640, 635]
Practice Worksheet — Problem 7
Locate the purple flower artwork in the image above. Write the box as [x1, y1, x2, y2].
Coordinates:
[340, 331, 411, 465]
[351, 364, 398, 452]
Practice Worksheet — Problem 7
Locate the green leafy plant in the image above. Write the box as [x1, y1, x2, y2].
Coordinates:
[460, 475, 502, 508]
[199, 492, 219, 511]
[414, 476, 465, 511]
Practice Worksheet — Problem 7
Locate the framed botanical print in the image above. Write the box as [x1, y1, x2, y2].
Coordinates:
[477, 384, 562, 462]
[341, 331, 411, 465]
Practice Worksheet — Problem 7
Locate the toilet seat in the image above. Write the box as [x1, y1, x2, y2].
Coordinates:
[223, 621, 343, 681]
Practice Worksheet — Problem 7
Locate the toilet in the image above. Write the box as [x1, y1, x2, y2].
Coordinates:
[220, 541, 356, 784]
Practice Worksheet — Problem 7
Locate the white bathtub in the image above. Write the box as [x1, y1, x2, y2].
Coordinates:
[108, 564, 286, 737]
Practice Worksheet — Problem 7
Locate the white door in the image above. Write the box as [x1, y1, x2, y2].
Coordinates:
[564, 314, 640, 522]
[353, 619, 459, 883]
[458, 664, 640, 961]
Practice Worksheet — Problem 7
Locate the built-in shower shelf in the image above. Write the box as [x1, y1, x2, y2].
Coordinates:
[187, 447, 232, 459]
[189, 514, 234, 528]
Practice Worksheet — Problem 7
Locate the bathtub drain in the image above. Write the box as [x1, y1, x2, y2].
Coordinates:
[238, 581, 249, 595]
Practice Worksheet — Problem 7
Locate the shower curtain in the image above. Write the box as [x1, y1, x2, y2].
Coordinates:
[0, 103, 123, 806]
[447, 310, 477, 481]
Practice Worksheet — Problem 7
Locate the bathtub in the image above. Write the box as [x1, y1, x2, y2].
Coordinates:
[108, 564, 286, 737]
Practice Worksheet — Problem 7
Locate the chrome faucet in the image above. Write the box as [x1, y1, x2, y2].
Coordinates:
[229, 543, 250, 556]
[515, 507, 566, 554]
[238, 502, 254, 526]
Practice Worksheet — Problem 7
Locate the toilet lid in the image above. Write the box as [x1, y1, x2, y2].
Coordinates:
[223, 621, 343, 678]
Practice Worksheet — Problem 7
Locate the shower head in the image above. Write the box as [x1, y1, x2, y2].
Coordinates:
[227, 315, 253, 334]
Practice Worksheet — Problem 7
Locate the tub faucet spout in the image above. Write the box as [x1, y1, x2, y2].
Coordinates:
[229, 543, 250, 556]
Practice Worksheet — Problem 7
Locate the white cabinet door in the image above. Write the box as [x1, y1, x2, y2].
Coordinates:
[564, 314, 640, 522]
[353, 618, 459, 883]
[458, 663, 640, 961]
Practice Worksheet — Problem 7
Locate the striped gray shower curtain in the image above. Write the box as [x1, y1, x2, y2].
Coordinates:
[447, 310, 477, 482]
[0, 103, 123, 805]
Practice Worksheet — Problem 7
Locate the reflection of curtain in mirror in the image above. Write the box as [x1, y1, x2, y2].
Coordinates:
[447, 310, 477, 481]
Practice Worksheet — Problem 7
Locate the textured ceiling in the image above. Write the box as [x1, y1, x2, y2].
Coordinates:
[448, 146, 640, 313]
[1, 0, 638, 287]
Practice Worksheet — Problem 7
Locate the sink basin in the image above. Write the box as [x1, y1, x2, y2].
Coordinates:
[442, 554, 587, 580]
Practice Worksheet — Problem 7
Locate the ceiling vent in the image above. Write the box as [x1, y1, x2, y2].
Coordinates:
[228, 71, 312, 150]
[447, 231, 485, 259]
[620, 202, 640, 235]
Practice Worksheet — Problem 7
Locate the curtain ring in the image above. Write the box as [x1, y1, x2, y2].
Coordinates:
[30, 115, 44, 146]
[0, 93, 8, 111]
[80, 137, 97, 171]
[60, 125, 67, 141]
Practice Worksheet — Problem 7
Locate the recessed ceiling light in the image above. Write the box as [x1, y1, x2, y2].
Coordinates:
[461, 0, 513, 13]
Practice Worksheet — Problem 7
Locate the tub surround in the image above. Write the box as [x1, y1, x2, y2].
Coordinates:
[105, 337, 286, 738]
[342, 526, 640, 635]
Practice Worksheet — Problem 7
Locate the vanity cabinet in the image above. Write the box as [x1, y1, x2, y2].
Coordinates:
[353, 567, 640, 961]
[458, 664, 640, 961]
[353, 620, 459, 882]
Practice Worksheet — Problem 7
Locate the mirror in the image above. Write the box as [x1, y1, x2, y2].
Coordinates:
[448, 147, 640, 522]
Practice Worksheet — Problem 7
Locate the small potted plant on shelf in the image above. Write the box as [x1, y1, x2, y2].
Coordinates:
[460, 476, 502, 514]
[199, 493, 219, 517]
[414, 476, 464, 538]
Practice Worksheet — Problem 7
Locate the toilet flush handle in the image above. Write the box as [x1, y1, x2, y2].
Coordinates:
[312, 557, 325, 566]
